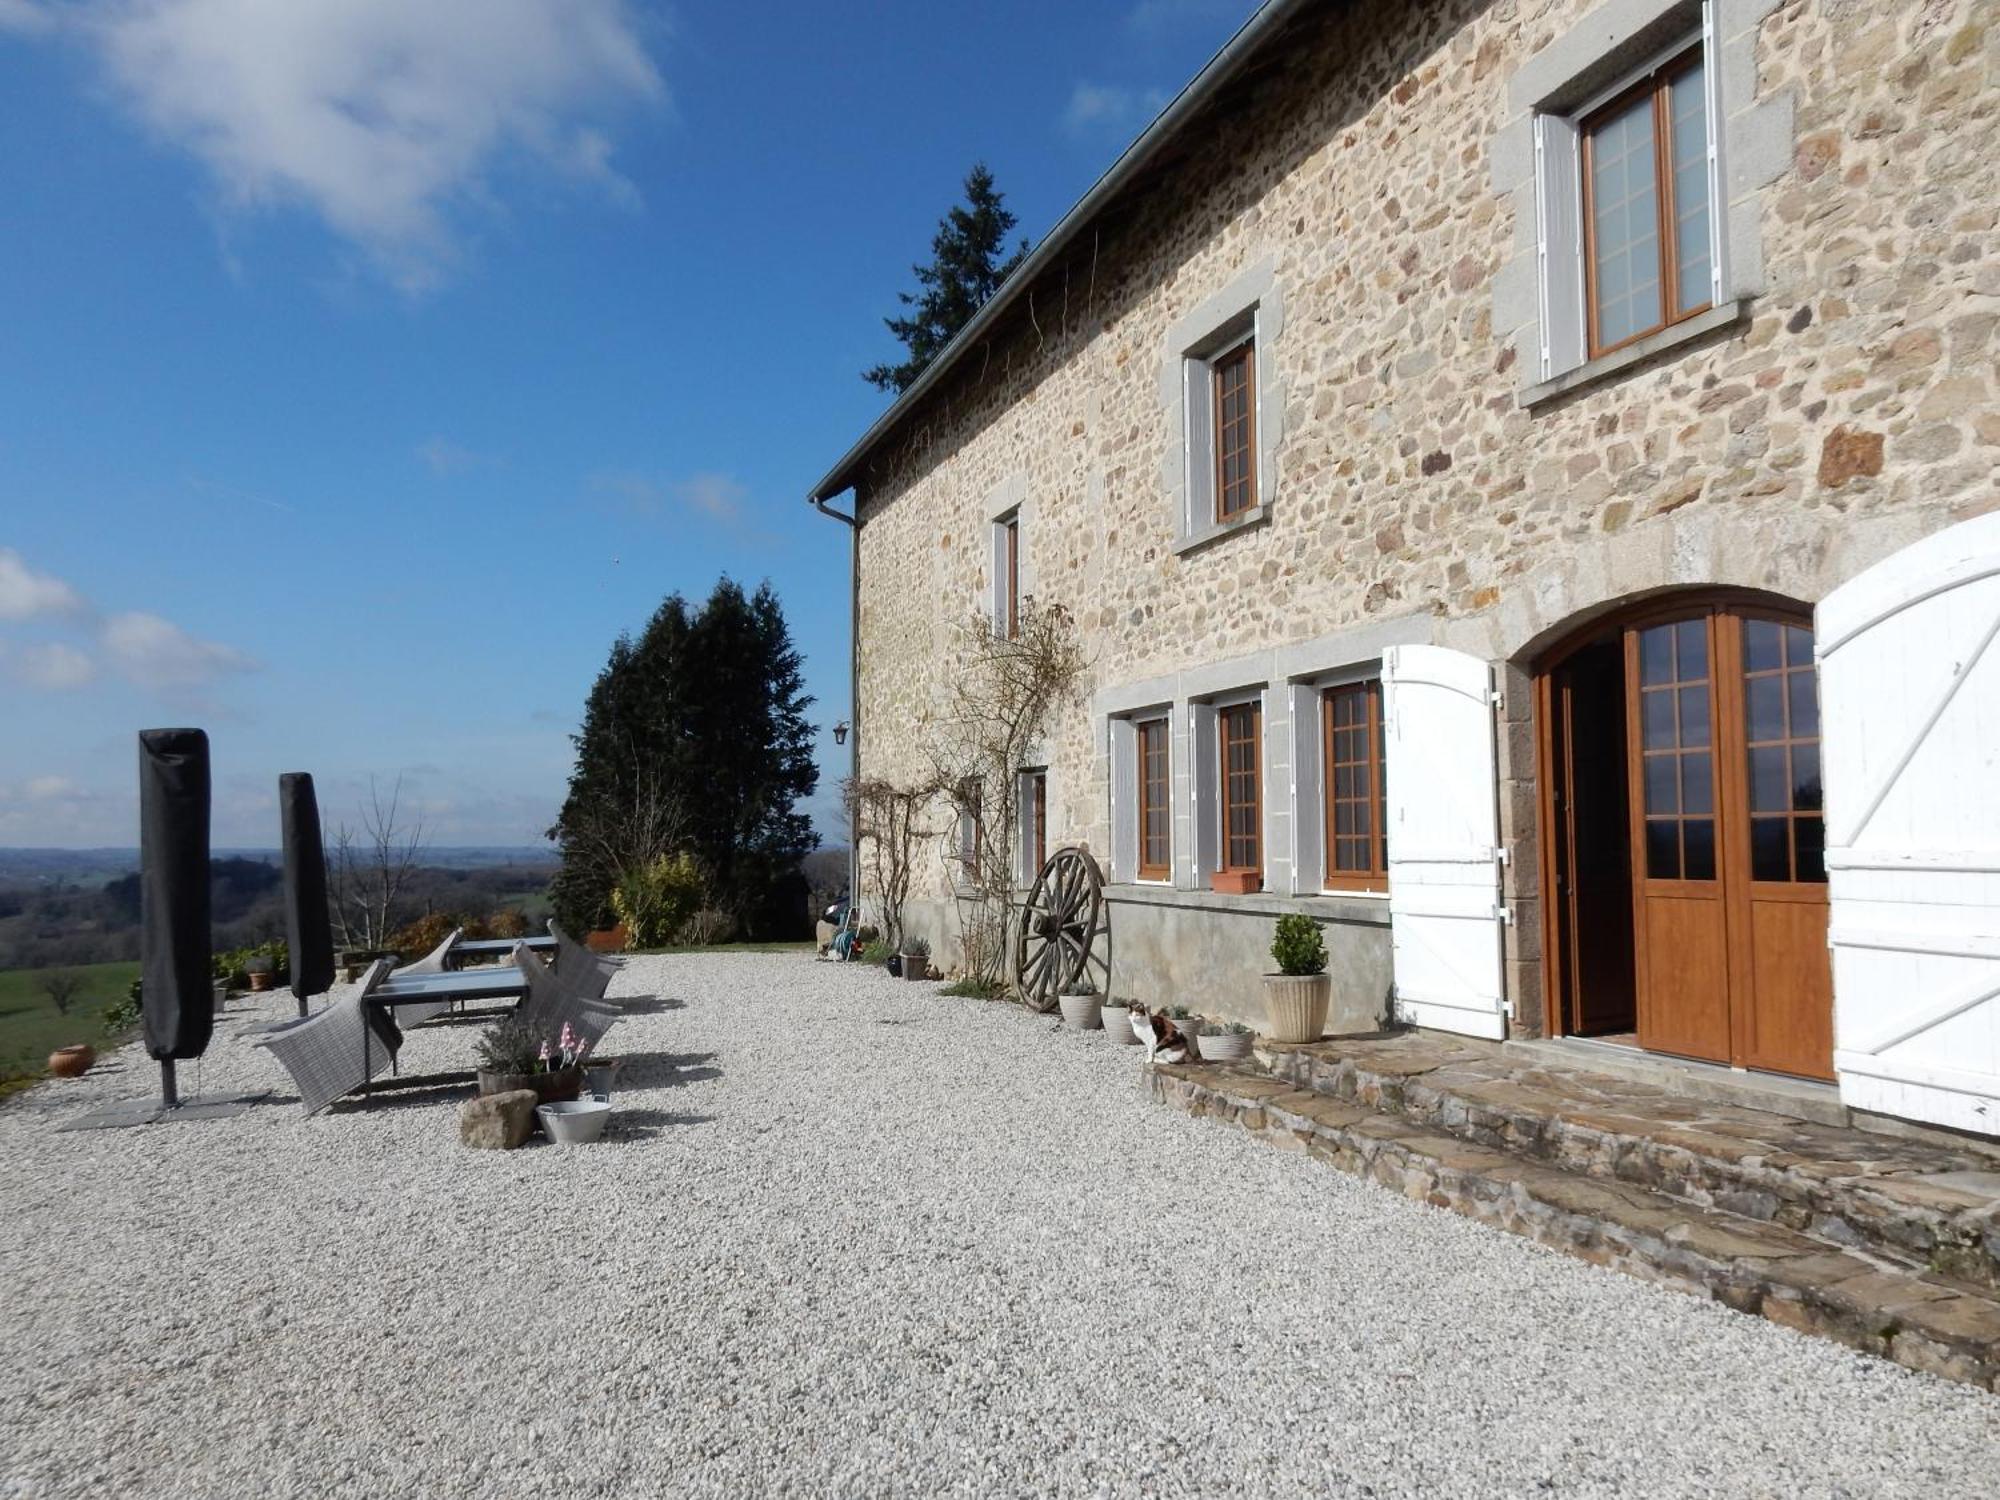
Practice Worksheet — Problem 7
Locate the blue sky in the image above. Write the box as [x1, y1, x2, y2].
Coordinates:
[0, 0, 1252, 848]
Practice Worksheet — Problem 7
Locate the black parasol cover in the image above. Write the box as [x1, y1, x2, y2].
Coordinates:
[138, 728, 213, 1063]
[279, 772, 335, 1014]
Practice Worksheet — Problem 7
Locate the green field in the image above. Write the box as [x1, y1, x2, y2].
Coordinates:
[0, 960, 141, 1092]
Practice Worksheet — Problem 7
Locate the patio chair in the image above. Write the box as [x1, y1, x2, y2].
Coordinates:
[514, 942, 621, 1054]
[548, 919, 625, 984]
[384, 927, 465, 1028]
[254, 959, 398, 1115]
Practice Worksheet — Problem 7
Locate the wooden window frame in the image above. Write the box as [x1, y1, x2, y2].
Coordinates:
[1217, 701, 1262, 874]
[1321, 680, 1389, 894]
[999, 513, 1020, 639]
[1580, 45, 1711, 361]
[1026, 769, 1048, 879]
[1210, 336, 1257, 524]
[1136, 718, 1171, 882]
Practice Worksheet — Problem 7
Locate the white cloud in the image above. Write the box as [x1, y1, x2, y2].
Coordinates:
[593, 470, 748, 525]
[417, 436, 499, 476]
[99, 610, 256, 689]
[0, 0, 54, 35]
[3, 640, 97, 689]
[1062, 81, 1170, 138]
[39, 0, 666, 291]
[25, 774, 81, 801]
[0, 547, 87, 620]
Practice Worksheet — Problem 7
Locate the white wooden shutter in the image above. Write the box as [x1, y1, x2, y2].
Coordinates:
[1699, 0, 1728, 306]
[1382, 644, 1508, 1039]
[1290, 681, 1324, 895]
[1108, 718, 1138, 884]
[1818, 511, 2000, 1137]
[1190, 701, 1219, 882]
[1534, 113, 1586, 381]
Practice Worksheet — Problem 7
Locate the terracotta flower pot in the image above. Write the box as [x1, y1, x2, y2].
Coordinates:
[48, 1044, 95, 1078]
[1263, 973, 1331, 1043]
[247, 971, 274, 992]
[476, 1065, 582, 1105]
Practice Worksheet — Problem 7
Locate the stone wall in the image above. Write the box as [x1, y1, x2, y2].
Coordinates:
[842, 0, 1999, 1025]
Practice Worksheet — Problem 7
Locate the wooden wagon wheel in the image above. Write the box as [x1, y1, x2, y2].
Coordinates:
[1012, 846, 1110, 1012]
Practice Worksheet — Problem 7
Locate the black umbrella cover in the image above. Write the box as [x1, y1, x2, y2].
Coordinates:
[279, 772, 335, 1009]
[139, 728, 213, 1063]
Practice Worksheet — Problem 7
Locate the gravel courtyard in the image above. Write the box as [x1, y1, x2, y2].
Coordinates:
[2, 952, 1996, 1498]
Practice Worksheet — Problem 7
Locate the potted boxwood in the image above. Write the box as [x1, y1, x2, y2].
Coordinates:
[1101, 996, 1139, 1045]
[473, 1017, 584, 1105]
[1198, 1020, 1254, 1062]
[1264, 914, 1330, 1043]
[900, 935, 931, 981]
[1058, 978, 1103, 1030]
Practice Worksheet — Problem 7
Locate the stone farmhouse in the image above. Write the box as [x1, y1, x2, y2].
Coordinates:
[810, 0, 2000, 1138]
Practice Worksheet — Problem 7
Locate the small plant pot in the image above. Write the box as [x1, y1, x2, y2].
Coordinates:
[1101, 1005, 1139, 1045]
[247, 971, 274, 992]
[1058, 993, 1103, 1030]
[583, 1059, 622, 1101]
[1197, 1030, 1254, 1063]
[1210, 870, 1262, 895]
[1263, 973, 1332, 1043]
[901, 954, 929, 981]
[536, 1099, 611, 1145]
[48, 1044, 95, 1078]
[477, 1065, 583, 1106]
[586, 925, 629, 954]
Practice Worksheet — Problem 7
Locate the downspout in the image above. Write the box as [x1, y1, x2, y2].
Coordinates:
[811, 493, 861, 922]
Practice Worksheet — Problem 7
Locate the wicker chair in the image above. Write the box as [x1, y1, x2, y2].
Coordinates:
[514, 943, 620, 1054]
[383, 927, 464, 1027]
[255, 959, 396, 1114]
[547, 919, 624, 985]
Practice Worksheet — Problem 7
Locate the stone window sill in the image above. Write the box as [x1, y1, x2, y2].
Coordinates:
[1518, 299, 1748, 410]
[1104, 881, 1390, 926]
[1174, 503, 1269, 558]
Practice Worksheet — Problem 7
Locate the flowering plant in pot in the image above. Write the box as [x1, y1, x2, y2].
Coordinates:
[1263, 914, 1330, 1043]
[1197, 1020, 1254, 1062]
[1057, 978, 1103, 1031]
[473, 1017, 585, 1104]
[900, 935, 931, 982]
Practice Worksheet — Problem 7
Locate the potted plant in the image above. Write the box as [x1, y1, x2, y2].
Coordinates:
[244, 954, 276, 992]
[900, 935, 931, 982]
[1058, 978, 1102, 1030]
[1101, 996, 1139, 1045]
[1198, 1020, 1254, 1062]
[1265, 913, 1331, 1043]
[1164, 1004, 1201, 1057]
[474, 1017, 585, 1105]
[47, 1044, 95, 1078]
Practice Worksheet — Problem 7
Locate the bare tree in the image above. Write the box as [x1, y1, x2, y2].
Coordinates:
[845, 776, 936, 949]
[564, 760, 689, 890]
[40, 971, 83, 1017]
[329, 778, 430, 950]
[921, 599, 1088, 989]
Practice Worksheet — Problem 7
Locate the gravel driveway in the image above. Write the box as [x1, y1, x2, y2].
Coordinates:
[2, 952, 1996, 1498]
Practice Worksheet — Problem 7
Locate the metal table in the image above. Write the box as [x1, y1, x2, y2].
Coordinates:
[365, 966, 527, 1076]
[448, 935, 555, 969]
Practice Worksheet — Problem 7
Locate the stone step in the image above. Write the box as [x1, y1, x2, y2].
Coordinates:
[1254, 1036, 2000, 1294]
[1148, 1061, 2000, 1393]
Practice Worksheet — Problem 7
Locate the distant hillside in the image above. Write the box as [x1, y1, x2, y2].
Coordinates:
[0, 846, 558, 888]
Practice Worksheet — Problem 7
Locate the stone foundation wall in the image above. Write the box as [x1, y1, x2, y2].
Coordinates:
[844, 0, 2000, 1004]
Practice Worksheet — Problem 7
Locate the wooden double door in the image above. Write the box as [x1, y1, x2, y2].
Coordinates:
[1542, 598, 1832, 1080]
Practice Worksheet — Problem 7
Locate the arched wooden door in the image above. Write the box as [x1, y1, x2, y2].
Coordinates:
[1541, 595, 1832, 1080]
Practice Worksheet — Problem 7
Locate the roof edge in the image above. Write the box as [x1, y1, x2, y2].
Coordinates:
[808, 0, 1310, 505]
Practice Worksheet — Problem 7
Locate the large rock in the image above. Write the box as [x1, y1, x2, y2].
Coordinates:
[460, 1089, 537, 1150]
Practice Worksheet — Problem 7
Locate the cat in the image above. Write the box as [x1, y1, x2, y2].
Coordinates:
[1134, 1005, 1194, 1064]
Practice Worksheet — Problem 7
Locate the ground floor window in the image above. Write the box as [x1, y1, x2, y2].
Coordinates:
[1137, 718, 1170, 880]
[1018, 768, 1047, 882]
[1322, 679, 1387, 892]
[1219, 701, 1261, 874]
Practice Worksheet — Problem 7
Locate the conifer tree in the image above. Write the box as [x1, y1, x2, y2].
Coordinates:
[863, 163, 1029, 394]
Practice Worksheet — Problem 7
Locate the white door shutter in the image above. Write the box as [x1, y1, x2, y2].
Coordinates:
[1382, 644, 1508, 1040]
[1818, 511, 2000, 1137]
[1290, 681, 1324, 895]
[1108, 718, 1138, 884]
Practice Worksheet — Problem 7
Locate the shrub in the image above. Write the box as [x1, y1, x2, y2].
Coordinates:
[940, 976, 1005, 1000]
[610, 853, 705, 950]
[901, 934, 930, 957]
[682, 908, 736, 947]
[213, 940, 290, 988]
[388, 912, 459, 960]
[1271, 914, 1327, 977]
[485, 910, 530, 940]
[104, 979, 143, 1033]
[859, 940, 893, 965]
[1060, 976, 1097, 997]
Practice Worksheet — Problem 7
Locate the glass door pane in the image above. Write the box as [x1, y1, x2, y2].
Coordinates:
[1636, 618, 1715, 880]
[1739, 619, 1825, 883]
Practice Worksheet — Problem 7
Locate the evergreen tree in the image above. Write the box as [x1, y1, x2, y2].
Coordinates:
[548, 580, 819, 940]
[863, 163, 1030, 394]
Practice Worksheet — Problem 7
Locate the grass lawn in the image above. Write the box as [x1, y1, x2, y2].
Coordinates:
[0, 960, 141, 1094]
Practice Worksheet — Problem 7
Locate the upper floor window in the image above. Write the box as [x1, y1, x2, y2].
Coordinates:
[1219, 701, 1262, 875]
[1322, 680, 1388, 893]
[956, 776, 984, 877]
[1210, 337, 1257, 522]
[1018, 768, 1047, 882]
[1582, 47, 1711, 357]
[993, 512, 1020, 638]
